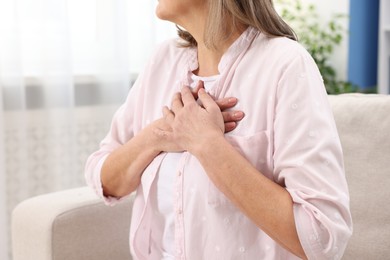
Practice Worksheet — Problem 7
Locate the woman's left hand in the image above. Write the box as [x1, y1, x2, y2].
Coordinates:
[160, 85, 226, 153]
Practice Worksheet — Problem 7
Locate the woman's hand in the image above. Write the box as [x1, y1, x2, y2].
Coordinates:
[216, 96, 244, 133]
[190, 81, 244, 133]
[150, 81, 244, 153]
[158, 84, 241, 153]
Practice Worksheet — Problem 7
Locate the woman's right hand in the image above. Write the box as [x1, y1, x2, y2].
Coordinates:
[147, 118, 182, 153]
[149, 84, 245, 154]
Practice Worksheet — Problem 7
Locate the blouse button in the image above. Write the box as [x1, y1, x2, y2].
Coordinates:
[309, 131, 317, 137]
[239, 247, 245, 253]
[324, 159, 330, 166]
[310, 234, 319, 241]
[291, 103, 298, 110]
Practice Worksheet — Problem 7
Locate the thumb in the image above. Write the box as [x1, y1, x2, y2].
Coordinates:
[191, 80, 205, 100]
[197, 88, 219, 112]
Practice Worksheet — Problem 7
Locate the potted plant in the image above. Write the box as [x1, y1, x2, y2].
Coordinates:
[275, 0, 357, 94]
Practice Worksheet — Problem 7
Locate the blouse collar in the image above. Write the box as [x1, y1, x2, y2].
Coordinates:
[182, 26, 259, 87]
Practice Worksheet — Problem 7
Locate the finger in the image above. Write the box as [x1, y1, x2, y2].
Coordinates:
[224, 122, 237, 133]
[197, 88, 219, 112]
[171, 92, 183, 114]
[191, 81, 204, 100]
[222, 110, 245, 123]
[215, 97, 238, 111]
[181, 86, 197, 105]
[162, 106, 175, 123]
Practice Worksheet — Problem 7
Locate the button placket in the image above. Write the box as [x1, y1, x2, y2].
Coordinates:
[174, 153, 189, 259]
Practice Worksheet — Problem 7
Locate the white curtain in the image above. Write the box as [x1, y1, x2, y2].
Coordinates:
[0, 0, 176, 259]
[0, 86, 7, 260]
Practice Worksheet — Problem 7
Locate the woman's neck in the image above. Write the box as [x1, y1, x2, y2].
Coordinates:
[179, 12, 246, 77]
[174, 7, 248, 77]
[193, 27, 245, 77]
[194, 45, 222, 77]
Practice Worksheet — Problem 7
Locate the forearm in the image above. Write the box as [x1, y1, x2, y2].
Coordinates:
[192, 136, 307, 259]
[101, 129, 161, 198]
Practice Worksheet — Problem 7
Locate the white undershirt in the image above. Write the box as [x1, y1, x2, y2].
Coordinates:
[149, 73, 220, 259]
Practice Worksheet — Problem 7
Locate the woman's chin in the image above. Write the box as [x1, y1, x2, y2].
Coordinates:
[155, 7, 169, 21]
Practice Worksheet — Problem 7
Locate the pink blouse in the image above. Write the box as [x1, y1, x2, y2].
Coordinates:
[85, 27, 352, 260]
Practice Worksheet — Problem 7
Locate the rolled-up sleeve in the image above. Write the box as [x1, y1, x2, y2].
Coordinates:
[273, 50, 353, 259]
[84, 76, 142, 206]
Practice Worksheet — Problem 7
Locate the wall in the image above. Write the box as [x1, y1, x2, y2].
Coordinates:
[308, 0, 350, 81]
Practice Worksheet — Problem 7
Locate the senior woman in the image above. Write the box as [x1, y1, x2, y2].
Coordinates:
[85, 0, 353, 259]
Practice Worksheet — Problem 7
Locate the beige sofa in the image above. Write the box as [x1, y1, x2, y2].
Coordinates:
[12, 94, 390, 260]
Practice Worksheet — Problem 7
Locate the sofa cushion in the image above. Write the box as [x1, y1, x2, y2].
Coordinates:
[328, 94, 390, 259]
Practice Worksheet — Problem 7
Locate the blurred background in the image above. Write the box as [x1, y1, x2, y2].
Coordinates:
[0, 0, 386, 259]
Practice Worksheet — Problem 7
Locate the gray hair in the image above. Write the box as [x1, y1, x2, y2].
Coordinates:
[178, 0, 296, 49]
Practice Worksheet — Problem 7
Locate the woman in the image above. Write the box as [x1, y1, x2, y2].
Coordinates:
[85, 0, 352, 259]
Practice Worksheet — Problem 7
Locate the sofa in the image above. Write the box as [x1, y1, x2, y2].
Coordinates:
[12, 93, 390, 260]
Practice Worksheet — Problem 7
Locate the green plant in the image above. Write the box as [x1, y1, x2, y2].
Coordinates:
[275, 0, 357, 94]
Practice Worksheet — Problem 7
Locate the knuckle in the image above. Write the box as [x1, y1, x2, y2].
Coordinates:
[222, 111, 230, 120]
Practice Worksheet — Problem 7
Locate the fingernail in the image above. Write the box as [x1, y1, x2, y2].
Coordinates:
[198, 88, 206, 94]
[228, 98, 237, 103]
[234, 111, 244, 118]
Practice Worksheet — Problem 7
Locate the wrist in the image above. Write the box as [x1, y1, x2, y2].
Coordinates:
[137, 127, 162, 156]
[190, 132, 226, 158]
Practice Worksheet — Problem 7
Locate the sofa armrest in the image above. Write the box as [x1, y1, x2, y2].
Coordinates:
[12, 187, 134, 260]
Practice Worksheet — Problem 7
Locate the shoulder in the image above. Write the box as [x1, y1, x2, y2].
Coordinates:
[243, 33, 319, 81]
[250, 33, 314, 66]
